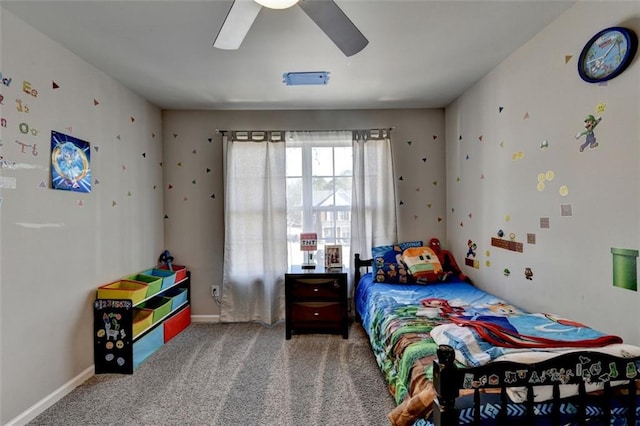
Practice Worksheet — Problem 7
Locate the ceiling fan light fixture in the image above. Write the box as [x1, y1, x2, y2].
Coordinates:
[255, 0, 299, 9]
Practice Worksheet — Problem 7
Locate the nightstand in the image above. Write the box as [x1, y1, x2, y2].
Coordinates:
[285, 266, 348, 339]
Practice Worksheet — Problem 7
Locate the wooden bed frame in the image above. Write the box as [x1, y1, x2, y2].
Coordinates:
[354, 253, 640, 425]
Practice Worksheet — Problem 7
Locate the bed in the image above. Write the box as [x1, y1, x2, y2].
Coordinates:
[354, 252, 640, 426]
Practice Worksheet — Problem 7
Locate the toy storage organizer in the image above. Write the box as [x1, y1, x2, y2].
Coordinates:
[93, 269, 191, 374]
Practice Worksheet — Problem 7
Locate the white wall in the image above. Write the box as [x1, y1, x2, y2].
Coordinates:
[445, 1, 640, 344]
[161, 109, 447, 318]
[0, 10, 164, 424]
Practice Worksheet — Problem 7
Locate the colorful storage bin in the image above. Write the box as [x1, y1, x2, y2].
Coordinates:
[164, 306, 191, 343]
[142, 268, 177, 290]
[123, 273, 163, 298]
[133, 325, 164, 369]
[158, 264, 187, 282]
[132, 308, 154, 338]
[139, 297, 172, 323]
[164, 287, 188, 311]
[97, 280, 149, 305]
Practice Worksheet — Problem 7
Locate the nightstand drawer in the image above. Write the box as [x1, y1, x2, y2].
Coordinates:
[290, 278, 342, 299]
[291, 302, 342, 322]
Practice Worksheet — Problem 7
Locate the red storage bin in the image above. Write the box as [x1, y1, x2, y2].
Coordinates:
[163, 306, 191, 343]
[159, 264, 187, 282]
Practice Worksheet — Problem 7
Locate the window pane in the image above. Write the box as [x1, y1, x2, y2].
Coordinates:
[334, 147, 352, 176]
[312, 147, 333, 176]
[286, 177, 302, 209]
[286, 147, 302, 177]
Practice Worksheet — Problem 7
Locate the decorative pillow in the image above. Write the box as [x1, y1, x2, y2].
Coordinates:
[372, 241, 423, 284]
[401, 246, 443, 282]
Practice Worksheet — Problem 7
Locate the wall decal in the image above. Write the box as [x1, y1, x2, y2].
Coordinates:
[540, 217, 550, 228]
[94, 146, 99, 152]
[38, 180, 47, 188]
[525, 267, 534, 280]
[512, 151, 524, 160]
[596, 103, 606, 113]
[0, 176, 15, 188]
[130, 116, 135, 123]
[192, 149, 197, 154]
[65, 126, 72, 133]
[491, 237, 524, 253]
[407, 140, 412, 145]
[499, 106, 504, 113]
[565, 55, 573, 64]
[211, 194, 216, 199]
[540, 140, 549, 150]
[116, 135, 121, 140]
[432, 135, 438, 140]
[560, 204, 573, 216]
[422, 157, 427, 162]
[51, 131, 91, 193]
[523, 112, 530, 119]
[527, 233, 536, 244]
[575, 115, 602, 152]
[95, 179, 100, 185]
[0, 72, 13, 87]
[22, 81, 38, 97]
[177, 162, 182, 167]
[208, 138, 213, 143]
[206, 168, 211, 173]
[559, 185, 569, 196]
[503, 268, 511, 277]
[611, 247, 638, 291]
[52, 81, 60, 89]
[112, 201, 117, 207]
[78, 200, 84, 207]
[16, 99, 30, 113]
[93, 99, 99, 106]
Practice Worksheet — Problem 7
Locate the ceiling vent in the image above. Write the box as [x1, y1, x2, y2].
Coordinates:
[282, 71, 330, 86]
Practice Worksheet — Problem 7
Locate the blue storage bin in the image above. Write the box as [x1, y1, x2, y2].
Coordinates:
[142, 268, 177, 290]
[133, 325, 164, 369]
[164, 287, 188, 311]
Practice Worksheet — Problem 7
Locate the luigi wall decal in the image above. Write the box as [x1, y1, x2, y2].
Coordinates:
[575, 114, 602, 152]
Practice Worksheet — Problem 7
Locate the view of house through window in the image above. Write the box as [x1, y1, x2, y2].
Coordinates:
[286, 132, 352, 268]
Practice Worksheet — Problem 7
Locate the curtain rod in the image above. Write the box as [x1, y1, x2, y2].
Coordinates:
[215, 127, 395, 135]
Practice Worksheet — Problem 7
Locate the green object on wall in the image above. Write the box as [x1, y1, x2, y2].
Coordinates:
[611, 247, 639, 291]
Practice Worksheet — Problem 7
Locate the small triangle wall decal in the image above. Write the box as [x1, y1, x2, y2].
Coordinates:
[130, 116, 135, 123]
[565, 55, 573, 64]
[52, 81, 60, 89]
[93, 99, 99, 106]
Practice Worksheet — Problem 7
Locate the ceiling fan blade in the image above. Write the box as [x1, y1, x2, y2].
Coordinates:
[213, 0, 262, 50]
[298, 0, 368, 57]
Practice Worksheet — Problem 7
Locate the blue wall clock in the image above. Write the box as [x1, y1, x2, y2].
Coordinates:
[578, 27, 637, 83]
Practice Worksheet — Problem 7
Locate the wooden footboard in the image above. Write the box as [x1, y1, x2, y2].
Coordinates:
[433, 344, 640, 425]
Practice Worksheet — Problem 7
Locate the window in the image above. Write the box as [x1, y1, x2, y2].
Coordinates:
[286, 132, 352, 267]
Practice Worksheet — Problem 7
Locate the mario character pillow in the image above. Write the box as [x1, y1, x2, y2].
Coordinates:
[401, 246, 443, 282]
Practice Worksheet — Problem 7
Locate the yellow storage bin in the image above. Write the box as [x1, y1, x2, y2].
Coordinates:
[132, 308, 154, 338]
[97, 280, 148, 305]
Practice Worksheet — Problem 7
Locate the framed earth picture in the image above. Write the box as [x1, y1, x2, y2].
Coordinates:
[577, 27, 638, 83]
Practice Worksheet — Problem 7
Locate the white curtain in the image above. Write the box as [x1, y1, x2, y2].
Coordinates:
[221, 132, 287, 325]
[350, 129, 397, 271]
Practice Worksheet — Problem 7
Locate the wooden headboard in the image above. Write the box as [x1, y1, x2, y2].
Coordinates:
[353, 253, 372, 322]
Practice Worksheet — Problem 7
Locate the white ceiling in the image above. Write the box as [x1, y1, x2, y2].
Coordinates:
[1, 0, 575, 110]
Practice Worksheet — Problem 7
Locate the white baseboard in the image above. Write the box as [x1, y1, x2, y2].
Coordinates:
[191, 314, 220, 323]
[6, 365, 94, 426]
[7, 317, 217, 425]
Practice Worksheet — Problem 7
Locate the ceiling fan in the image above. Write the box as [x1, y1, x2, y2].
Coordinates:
[213, 0, 369, 57]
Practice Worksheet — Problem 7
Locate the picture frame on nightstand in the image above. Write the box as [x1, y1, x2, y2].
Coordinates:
[325, 245, 342, 269]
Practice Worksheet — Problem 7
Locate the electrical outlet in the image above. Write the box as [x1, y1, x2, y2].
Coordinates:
[211, 285, 220, 298]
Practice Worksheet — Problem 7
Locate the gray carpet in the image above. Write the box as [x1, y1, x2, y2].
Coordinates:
[29, 322, 396, 426]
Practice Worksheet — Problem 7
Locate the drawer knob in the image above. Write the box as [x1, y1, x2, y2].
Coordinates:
[313, 288, 319, 292]
[313, 312, 319, 316]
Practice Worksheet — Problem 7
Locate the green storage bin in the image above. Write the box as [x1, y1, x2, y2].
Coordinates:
[123, 273, 163, 298]
[139, 297, 172, 323]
